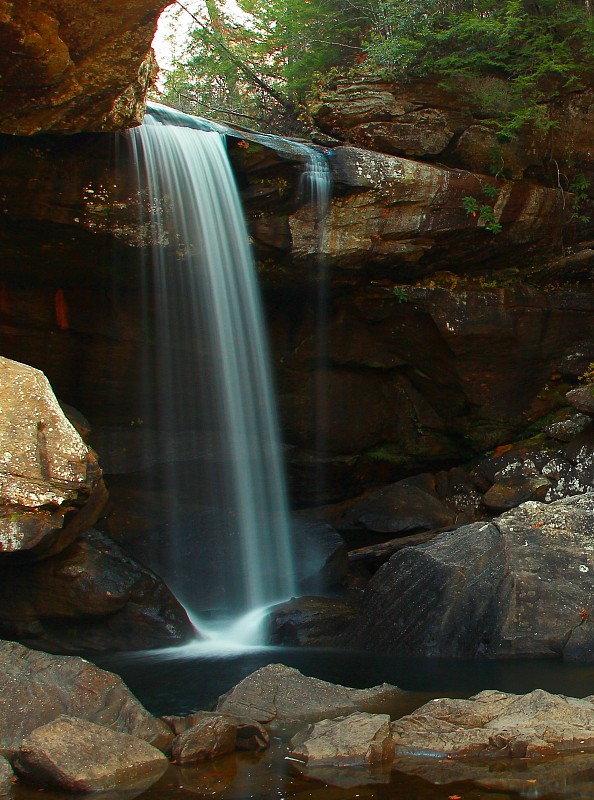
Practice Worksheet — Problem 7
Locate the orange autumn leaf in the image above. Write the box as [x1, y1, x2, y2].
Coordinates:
[492, 443, 514, 458]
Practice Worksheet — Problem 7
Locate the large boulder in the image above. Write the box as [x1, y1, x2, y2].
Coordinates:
[14, 716, 168, 792]
[290, 712, 394, 766]
[347, 493, 594, 658]
[267, 596, 359, 647]
[0, 357, 107, 558]
[170, 717, 237, 764]
[0, 529, 194, 652]
[0, 640, 172, 758]
[215, 664, 403, 724]
[163, 711, 269, 752]
[0, 1, 168, 134]
[392, 689, 594, 758]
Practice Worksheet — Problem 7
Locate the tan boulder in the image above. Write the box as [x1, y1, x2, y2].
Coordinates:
[171, 717, 237, 764]
[0, 640, 173, 759]
[14, 716, 168, 792]
[392, 689, 594, 758]
[0, 357, 107, 557]
[215, 664, 403, 723]
[290, 712, 394, 766]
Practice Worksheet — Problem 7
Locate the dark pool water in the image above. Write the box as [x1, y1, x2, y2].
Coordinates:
[15, 645, 594, 800]
[91, 643, 594, 717]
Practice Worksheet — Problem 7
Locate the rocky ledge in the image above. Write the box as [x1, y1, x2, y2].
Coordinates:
[4, 649, 594, 798]
[0, 0, 169, 134]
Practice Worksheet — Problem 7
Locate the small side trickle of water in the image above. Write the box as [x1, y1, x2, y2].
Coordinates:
[298, 144, 332, 501]
[125, 103, 296, 634]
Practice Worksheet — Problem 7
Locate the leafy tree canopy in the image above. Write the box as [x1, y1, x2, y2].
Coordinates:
[157, 0, 594, 136]
[365, 0, 594, 136]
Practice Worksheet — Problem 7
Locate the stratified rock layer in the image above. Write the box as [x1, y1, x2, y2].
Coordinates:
[0, 1, 168, 134]
[392, 689, 594, 758]
[348, 493, 594, 659]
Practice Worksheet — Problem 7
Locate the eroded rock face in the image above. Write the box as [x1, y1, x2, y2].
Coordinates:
[0, 640, 173, 758]
[215, 664, 403, 724]
[0, 1, 168, 134]
[312, 78, 594, 188]
[0, 529, 194, 652]
[347, 492, 594, 658]
[290, 712, 394, 766]
[0, 756, 12, 796]
[0, 357, 107, 557]
[14, 716, 168, 792]
[392, 689, 594, 758]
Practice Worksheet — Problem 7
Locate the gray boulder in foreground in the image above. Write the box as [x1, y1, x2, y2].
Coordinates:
[290, 712, 394, 766]
[14, 716, 168, 792]
[347, 493, 594, 658]
[215, 664, 403, 723]
[392, 689, 594, 758]
[0, 640, 172, 758]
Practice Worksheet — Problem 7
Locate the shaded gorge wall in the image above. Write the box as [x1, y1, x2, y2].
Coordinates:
[1, 108, 594, 514]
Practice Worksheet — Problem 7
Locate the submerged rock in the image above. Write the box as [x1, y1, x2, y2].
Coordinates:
[347, 492, 594, 658]
[14, 716, 167, 792]
[290, 712, 394, 766]
[0, 640, 172, 759]
[393, 750, 594, 798]
[215, 664, 403, 724]
[392, 689, 594, 758]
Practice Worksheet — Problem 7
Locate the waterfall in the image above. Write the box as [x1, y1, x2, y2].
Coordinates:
[125, 103, 296, 634]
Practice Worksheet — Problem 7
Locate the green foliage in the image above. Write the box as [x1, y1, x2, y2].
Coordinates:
[364, 0, 594, 136]
[579, 362, 594, 384]
[569, 172, 592, 223]
[160, 0, 368, 131]
[391, 286, 409, 302]
[462, 188, 502, 234]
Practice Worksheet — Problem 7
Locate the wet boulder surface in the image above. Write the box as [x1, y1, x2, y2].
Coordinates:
[14, 716, 168, 792]
[215, 663, 403, 724]
[347, 492, 594, 659]
[0, 640, 173, 759]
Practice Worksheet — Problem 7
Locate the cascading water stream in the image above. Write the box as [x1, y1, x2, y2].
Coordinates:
[125, 104, 296, 642]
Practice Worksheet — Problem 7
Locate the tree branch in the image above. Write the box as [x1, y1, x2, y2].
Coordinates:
[174, 0, 296, 115]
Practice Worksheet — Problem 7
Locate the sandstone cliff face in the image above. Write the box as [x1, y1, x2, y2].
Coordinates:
[0, 88, 593, 504]
[0, 0, 169, 134]
[312, 78, 594, 189]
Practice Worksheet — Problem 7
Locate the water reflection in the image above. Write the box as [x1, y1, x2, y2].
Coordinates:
[76, 646, 594, 800]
